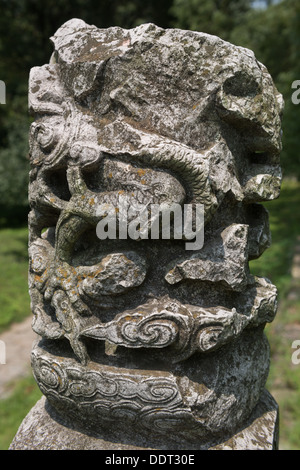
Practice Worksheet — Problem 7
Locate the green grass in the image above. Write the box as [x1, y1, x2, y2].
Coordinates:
[0, 226, 31, 333]
[0, 375, 42, 450]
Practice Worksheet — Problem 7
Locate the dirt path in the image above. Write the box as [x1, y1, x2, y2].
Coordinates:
[0, 316, 37, 398]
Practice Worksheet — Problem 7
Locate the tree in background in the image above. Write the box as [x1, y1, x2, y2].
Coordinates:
[171, 0, 300, 178]
[282, 0, 300, 178]
[229, 0, 300, 178]
[170, 0, 252, 41]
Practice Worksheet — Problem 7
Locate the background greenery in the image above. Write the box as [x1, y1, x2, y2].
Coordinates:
[0, 0, 300, 450]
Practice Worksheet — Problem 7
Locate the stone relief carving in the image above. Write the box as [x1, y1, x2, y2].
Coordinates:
[27, 19, 283, 448]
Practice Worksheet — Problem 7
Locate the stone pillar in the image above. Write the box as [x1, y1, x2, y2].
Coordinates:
[10, 19, 283, 450]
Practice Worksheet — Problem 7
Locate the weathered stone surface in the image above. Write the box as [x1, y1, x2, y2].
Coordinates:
[29, 327, 270, 447]
[9, 390, 278, 450]
[13, 19, 283, 449]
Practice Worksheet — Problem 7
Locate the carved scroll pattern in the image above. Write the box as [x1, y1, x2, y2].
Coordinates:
[31, 351, 207, 439]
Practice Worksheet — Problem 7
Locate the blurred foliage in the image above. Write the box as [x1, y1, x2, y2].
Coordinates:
[171, 0, 300, 179]
[0, 0, 299, 225]
[230, 0, 300, 180]
[170, 0, 252, 40]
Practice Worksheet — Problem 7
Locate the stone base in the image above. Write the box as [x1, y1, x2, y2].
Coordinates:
[9, 390, 278, 450]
